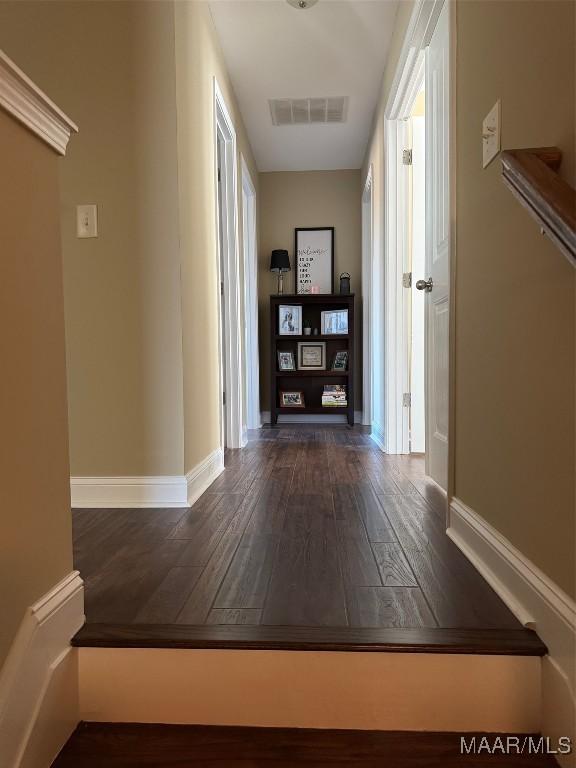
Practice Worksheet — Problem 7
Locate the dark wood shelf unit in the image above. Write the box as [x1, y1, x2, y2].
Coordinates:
[270, 293, 355, 426]
[275, 371, 350, 378]
[274, 334, 349, 341]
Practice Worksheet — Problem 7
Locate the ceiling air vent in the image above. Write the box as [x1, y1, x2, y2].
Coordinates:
[269, 97, 348, 126]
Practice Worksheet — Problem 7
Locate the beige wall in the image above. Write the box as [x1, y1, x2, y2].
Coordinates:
[174, 1, 259, 471]
[455, 0, 575, 597]
[0, 1, 259, 478]
[0, 110, 73, 668]
[0, 1, 185, 477]
[258, 171, 362, 411]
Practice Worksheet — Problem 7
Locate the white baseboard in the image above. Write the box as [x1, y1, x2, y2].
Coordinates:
[260, 411, 363, 425]
[70, 448, 224, 509]
[0, 571, 84, 768]
[448, 497, 576, 765]
[70, 475, 188, 508]
[186, 447, 224, 507]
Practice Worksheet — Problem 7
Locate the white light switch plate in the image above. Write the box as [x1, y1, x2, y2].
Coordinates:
[482, 100, 501, 168]
[76, 204, 98, 238]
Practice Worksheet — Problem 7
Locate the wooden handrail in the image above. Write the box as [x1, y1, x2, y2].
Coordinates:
[501, 147, 576, 266]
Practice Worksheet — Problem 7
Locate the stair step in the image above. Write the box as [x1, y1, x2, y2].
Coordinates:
[53, 723, 560, 767]
[73, 622, 547, 655]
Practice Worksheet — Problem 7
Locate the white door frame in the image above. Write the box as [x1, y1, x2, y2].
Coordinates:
[361, 165, 374, 427]
[241, 156, 261, 432]
[382, 0, 447, 456]
[214, 79, 243, 450]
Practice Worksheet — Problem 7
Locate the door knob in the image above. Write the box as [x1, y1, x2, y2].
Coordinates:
[416, 278, 433, 292]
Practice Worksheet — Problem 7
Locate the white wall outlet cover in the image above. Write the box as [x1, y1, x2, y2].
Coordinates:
[482, 100, 501, 169]
[76, 204, 98, 238]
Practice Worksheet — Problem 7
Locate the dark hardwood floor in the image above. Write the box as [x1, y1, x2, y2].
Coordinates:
[73, 426, 545, 653]
[52, 723, 561, 767]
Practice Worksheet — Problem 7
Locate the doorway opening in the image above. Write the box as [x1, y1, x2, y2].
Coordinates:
[214, 79, 244, 450]
[381, 0, 450, 491]
[241, 157, 260, 432]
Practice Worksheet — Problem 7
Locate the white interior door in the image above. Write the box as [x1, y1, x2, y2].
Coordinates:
[424, 1, 449, 489]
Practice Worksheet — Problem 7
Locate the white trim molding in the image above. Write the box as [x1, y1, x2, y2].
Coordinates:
[186, 447, 224, 508]
[448, 497, 576, 764]
[214, 78, 244, 450]
[0, 49, 77, 155]
[70, 448, 225, 509]
[0, 571, 84, 768]
[70, 475, 188, 509]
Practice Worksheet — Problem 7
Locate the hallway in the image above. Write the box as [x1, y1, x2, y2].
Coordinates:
[74, 427, 542, 654]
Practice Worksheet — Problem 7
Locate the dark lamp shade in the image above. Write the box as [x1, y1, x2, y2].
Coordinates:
[270, 249, 291, 273]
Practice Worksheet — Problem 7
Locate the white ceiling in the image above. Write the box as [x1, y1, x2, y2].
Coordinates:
[209, 0, 399, 172]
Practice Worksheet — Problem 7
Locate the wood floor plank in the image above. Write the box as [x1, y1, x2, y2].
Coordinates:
[281, 493, 335, 539]
[262, 488, 348, 626]
[354, 482, 397, 543]
[176, 491, 260, 624]
[347, 587, 438, 628]
[372, 543, 418, 587]
[175, 494, 244, 566]
[213, 534, 279, 609]
[332, 485, 382, 587]
[83, 540, 189, 624]
[52, 723, 560, 768]
[134, 567, 203, 624]
[207, 609, 262, 625]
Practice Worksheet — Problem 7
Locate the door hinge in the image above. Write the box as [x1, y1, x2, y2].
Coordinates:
[223, 391, 226, 406]
[217, 167, 222, 183]
[402, 272, 412, 288]
[220, 281, 224, 295]
[402, 149, 413, 166]
[403, 392, 412, 407]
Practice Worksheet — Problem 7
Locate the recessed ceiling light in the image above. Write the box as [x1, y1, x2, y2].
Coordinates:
[287, 0, 319, 9]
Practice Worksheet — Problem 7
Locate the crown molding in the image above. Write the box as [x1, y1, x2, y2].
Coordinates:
[0, 48, 78, 155]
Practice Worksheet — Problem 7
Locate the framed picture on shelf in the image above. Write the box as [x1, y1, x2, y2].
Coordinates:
[331, 350, 349, 371]
[280, 390, 305, 408]
[321, 309, 348, 335]
[278, 351, 295, 371]
[295, 227, 334, 294]
[297, 341, 326, 370]
[278, 305, 302, 335]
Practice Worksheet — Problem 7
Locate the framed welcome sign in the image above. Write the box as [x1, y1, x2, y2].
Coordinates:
[295, 227, 334, 294]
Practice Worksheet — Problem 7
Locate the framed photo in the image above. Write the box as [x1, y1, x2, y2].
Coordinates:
[321, 309, 348, 335]
[278, 305, 302, 335]
[331, 350, 349, 371]
[295, 227, 334, 294]
[297, 341, 326, 370]
[278, 351, 295, 371]
[280, 390, 305, 408]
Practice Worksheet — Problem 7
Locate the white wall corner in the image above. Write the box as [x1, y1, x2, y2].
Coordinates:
[0, 571, 84, 768]
[0, 48, 78, 155]
[70, 476, 188, 509]
[186, 447, 225, 507]
[448, 497, 576, 762]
